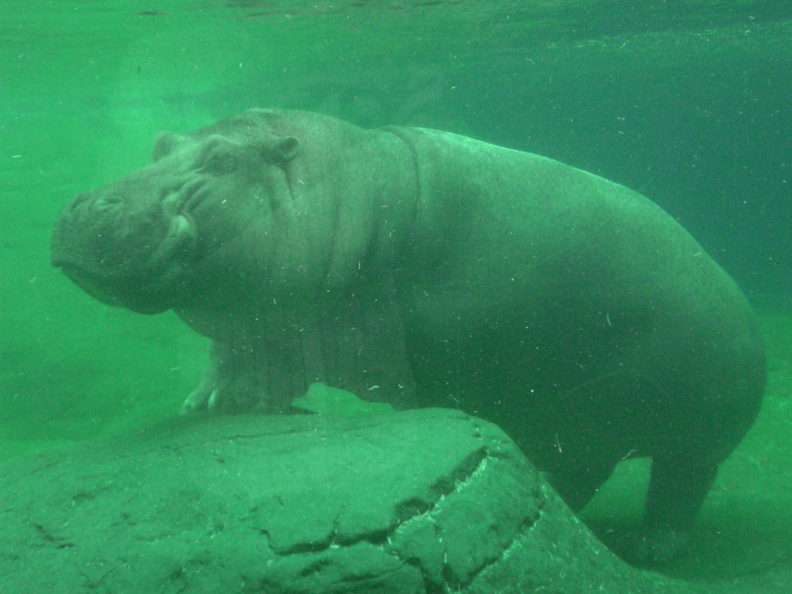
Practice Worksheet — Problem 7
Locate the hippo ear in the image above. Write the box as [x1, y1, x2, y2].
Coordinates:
[152, 132, 190, 162]
[260, 136, 299, 165]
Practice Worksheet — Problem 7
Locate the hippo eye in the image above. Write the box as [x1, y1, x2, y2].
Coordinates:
[196, 136, 243, 175]
[200, 150, 238, 176]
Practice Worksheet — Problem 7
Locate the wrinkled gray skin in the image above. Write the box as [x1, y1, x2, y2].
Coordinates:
[52, 109, 765, 565]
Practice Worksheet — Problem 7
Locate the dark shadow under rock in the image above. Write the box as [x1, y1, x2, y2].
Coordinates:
[0, 408, 694, 593]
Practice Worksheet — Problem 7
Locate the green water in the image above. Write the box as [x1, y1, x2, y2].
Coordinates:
[1, 1, 791, 591]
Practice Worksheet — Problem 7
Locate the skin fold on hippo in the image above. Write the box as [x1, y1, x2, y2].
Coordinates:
[51, 108, 765, 565]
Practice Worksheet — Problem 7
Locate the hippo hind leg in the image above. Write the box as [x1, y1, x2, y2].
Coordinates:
[545, 458, 618, 513]
[547, 447, 719, 565]
[629, 453, 719, 565]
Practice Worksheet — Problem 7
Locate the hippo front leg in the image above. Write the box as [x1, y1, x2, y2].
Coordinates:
[181, 341, 275, 413]
[181, 297, 419, 414]
[180, 344, 219, 413]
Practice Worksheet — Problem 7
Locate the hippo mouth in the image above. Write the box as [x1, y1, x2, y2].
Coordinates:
[148, 212, 198, 267]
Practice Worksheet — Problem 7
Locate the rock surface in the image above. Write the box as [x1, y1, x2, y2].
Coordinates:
[0, 408, 693, 593]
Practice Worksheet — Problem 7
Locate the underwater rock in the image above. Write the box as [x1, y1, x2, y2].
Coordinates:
[0, 409, 692, 593]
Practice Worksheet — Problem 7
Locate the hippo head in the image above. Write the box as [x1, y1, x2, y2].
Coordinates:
[51, 119, 299, 314]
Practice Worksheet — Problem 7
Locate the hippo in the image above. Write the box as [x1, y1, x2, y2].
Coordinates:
[51, 108, 765, 564]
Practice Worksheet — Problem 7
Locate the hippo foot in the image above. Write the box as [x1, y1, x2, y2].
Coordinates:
[181, 380, 269, 414]
[180, 343, 271, 414]
[622, 525, 692, 566]
[181, 370, 276, 413]
[181, 383, 220, 414]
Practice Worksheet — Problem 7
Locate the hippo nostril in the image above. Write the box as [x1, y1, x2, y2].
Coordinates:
[68, 192, 92, 211]
[94, 195, 126, 211]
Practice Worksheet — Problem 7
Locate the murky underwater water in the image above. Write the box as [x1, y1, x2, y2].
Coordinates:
[1, 1, 791, 591]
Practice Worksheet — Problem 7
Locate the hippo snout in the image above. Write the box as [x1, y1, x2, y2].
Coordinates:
[51, 182, 199, 314]
[51, 191, 135, 269]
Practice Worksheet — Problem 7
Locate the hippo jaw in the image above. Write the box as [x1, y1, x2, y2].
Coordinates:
[51, 174, 199, 314]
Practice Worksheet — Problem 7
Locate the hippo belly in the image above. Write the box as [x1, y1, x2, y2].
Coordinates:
[51, 109, 765, 564]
